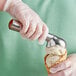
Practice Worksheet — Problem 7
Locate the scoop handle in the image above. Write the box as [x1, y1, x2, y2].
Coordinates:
[8, 19, 23, 32]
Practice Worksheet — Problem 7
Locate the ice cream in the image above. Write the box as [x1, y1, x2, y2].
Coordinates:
[44, 45, 67, 74]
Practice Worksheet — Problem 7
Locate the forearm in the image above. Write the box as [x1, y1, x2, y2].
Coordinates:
[0, 0, 6, 11]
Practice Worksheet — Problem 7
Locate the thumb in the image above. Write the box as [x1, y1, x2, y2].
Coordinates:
[50, 58, 71, 73]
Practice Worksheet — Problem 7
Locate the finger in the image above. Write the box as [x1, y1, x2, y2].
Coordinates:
[20, 15, 31, 38]
[48, 67, 72, 76]
[38, 24, 49, 45]
[50, 59, 71, 73]
[29, 24, 42, 40]
[57, 67, 72, 76]
[15, 9, 30, 33]
[24, 21, 37, 38]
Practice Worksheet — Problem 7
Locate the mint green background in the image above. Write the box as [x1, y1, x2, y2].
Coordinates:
[0, 0, 76, 76]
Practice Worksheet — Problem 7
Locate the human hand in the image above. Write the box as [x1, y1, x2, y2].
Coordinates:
[48, 54, 76, 76]
[3, 0, 48, 44]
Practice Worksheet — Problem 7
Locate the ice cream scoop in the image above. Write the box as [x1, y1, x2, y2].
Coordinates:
[8, 19, 66, 48]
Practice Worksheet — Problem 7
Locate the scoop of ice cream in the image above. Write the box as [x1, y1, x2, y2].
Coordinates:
[45, 45, 67, 68]
[46, 45, 66, 55]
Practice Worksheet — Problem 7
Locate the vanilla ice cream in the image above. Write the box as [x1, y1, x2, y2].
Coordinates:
[44, 45, 67, 73]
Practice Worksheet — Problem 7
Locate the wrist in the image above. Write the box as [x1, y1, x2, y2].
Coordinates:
[4, 0, 30, 18]
[3, 0, 22, 12]
[0, 0, 6, 11]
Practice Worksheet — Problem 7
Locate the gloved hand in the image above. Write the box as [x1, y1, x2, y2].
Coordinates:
[48, 54, 76, 76]
[3, 0, 49, 44]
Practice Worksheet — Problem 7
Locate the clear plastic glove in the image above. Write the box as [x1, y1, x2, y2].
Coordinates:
[4, 0, 48, 44]
[48, 54, 76, 76]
